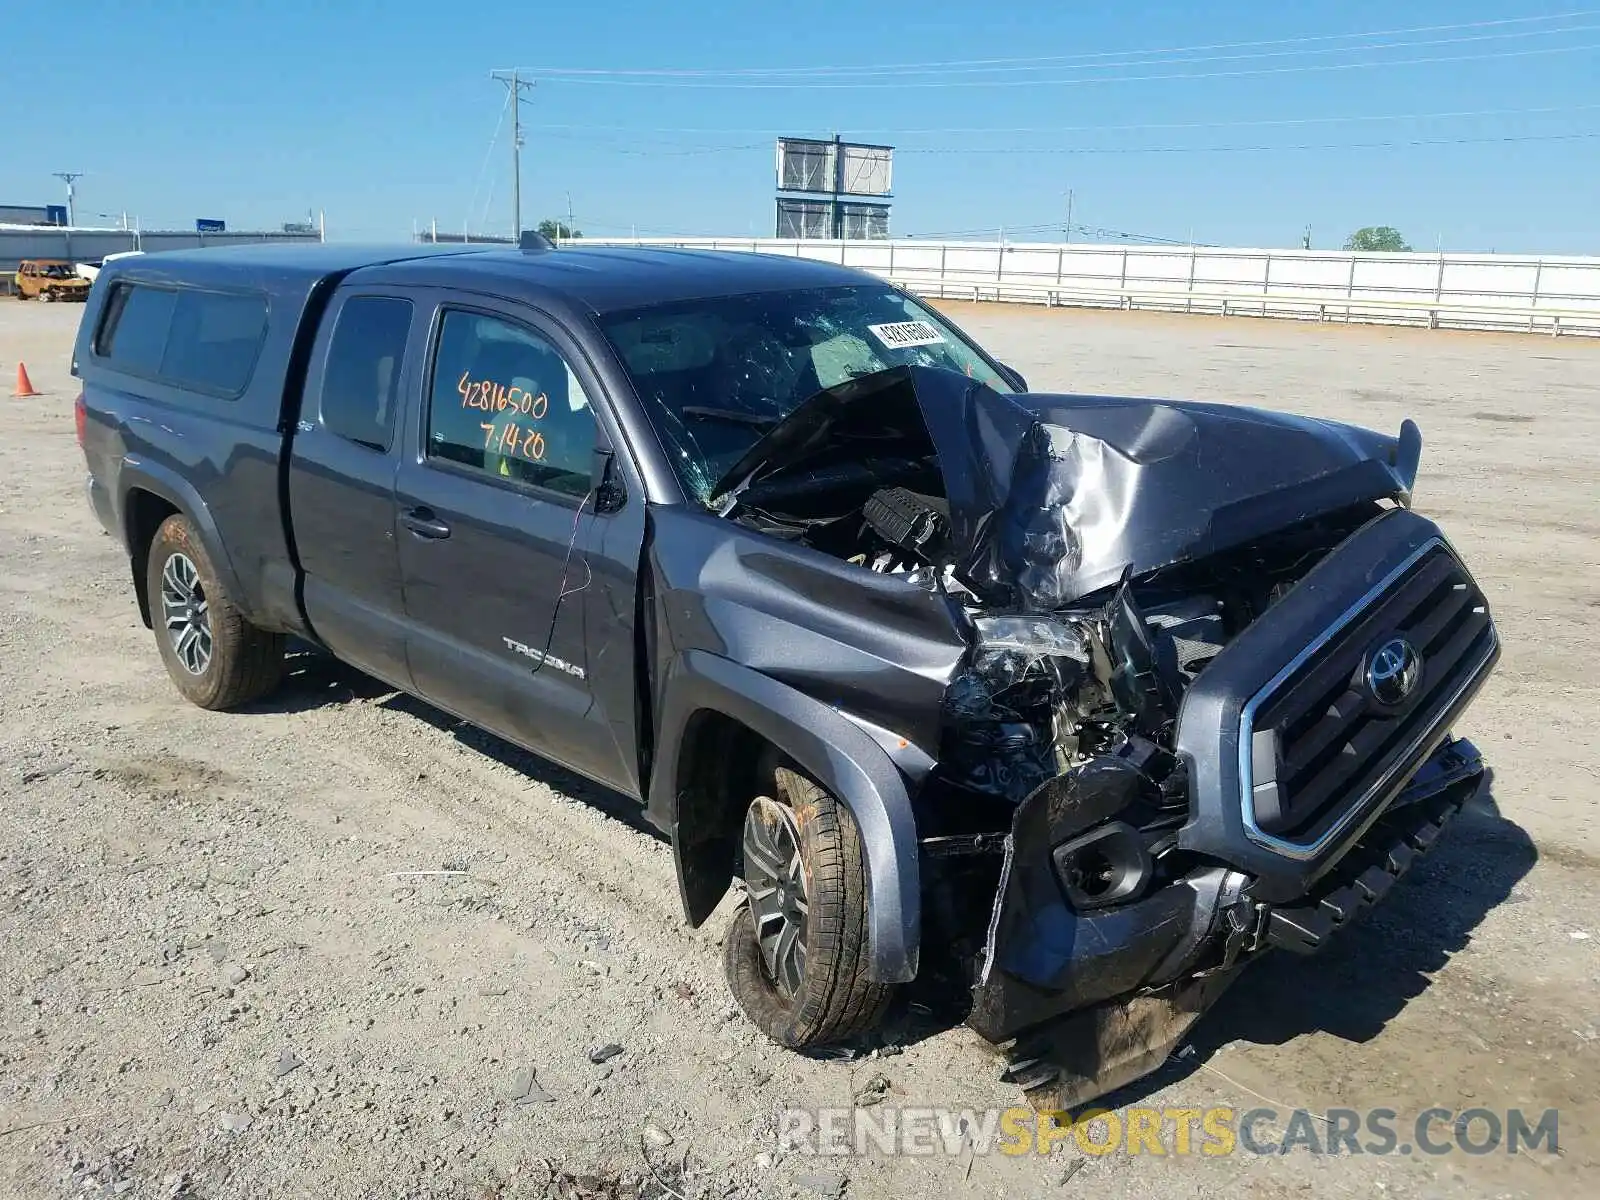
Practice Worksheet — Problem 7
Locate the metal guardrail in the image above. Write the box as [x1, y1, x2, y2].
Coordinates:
[579, 237, 1600, 338]
[890, 277, 1600, 337]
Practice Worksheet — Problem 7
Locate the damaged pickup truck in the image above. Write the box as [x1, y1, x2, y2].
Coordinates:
[74, 243, 1499, 1106]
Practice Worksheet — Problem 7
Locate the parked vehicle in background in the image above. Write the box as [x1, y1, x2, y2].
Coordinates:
[15, 258, 91, 301]
[71, 241, 1500, 1107]
[75, 250, 145, 286]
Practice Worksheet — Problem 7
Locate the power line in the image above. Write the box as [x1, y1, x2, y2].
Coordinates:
[535, 23, 1600, 82]
[542, 137, 768, 157]
[465, 86, 513, 236]
[526, 9, 1600, 76]
[532, 40, 1600, 89]
[530, 101, 1600, 138]
[895, 129, 1600, 155]
[528, 127, 1600, 159]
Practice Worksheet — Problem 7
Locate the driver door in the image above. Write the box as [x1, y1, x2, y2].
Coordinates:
[394, 295, 648, 797]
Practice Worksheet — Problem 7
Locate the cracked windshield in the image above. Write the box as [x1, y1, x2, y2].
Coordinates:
[599, 283, 1011, 502]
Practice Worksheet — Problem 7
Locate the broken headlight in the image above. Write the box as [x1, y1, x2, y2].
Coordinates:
[968, 614, 1091, 695]
[943, 614, 1101, 802]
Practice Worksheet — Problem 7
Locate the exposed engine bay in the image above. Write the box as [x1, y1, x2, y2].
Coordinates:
[704, 363, 1500, 1111]
[766, 474, 1378, 929]
[711, 363, 1414, 828]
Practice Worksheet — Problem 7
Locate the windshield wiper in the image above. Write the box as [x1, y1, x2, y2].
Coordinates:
[680, 405, 780, 430]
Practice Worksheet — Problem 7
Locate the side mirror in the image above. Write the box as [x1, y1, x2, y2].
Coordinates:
[997, 363, 1028, 392]
[590, 447, 627, 514]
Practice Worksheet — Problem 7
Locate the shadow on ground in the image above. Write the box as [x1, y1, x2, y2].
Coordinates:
[244, 647, 1540, 1101]
[244, 644, 393, 712]
[871, 777, 1539, 1103]
[1082, 778, 1538, 1110]
[246, 644, 663, 841]
[378, 691, 665, 841]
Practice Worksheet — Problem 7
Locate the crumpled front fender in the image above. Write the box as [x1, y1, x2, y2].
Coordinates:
[650, 649, 924, 983]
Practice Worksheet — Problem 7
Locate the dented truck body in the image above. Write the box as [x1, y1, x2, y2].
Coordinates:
[654, 364, 1498, 1100]
[76, 244, 1500, 1104]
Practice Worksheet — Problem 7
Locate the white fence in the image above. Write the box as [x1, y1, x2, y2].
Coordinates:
[577, 237, 1600, 337]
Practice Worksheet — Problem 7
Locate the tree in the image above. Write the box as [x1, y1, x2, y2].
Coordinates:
[1343, 226, 1412, 253]
[536, 219, 581, 242]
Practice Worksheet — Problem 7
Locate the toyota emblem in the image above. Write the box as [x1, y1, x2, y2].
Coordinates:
[1366, 636, 1422, 706]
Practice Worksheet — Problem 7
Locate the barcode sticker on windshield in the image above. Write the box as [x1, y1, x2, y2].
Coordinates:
[867, 320, 946, 349]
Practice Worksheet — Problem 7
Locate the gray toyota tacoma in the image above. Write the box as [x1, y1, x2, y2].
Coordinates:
[73, 240, 1499, 1106]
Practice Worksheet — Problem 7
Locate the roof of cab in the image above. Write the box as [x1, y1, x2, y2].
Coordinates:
[99, 241, 490, 294]
[93, 242, 878, 316]
[351, 245, 876, 314]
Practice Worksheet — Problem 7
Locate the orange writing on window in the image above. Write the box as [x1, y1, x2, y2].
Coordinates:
[479, 420, 547, 462]
[460, 371, 549, 418]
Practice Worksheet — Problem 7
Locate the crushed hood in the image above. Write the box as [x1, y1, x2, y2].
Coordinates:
[712, 365, 1422, 609]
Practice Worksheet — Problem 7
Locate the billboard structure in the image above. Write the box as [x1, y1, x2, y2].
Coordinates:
[775, 135, 892, 240]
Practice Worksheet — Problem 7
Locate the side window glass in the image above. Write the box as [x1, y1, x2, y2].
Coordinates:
[158, 289, 268, 395]
[426, 310, 596, 499]
[321, 297, 414, 451]
[96, 283, 178, 373]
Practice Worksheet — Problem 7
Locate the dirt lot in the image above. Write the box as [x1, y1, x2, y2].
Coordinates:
[1, 298, 1595, 1199]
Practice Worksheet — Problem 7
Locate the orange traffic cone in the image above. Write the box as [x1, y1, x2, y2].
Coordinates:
[13, 362, 38, 397]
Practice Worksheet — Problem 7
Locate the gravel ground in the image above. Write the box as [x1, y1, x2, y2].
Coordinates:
[1, 297, 1595, 1199]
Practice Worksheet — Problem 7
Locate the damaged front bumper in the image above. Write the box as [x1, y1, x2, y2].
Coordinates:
[967, 736, 1485, 1104]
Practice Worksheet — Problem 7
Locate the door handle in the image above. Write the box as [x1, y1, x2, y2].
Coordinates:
[401, 507, 451, 540]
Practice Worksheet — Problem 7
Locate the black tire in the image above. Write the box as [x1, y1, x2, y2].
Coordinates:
[724, 766, 894, 1050]
[146, 514, 285, 710]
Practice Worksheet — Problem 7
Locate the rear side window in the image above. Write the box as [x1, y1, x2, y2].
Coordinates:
[160, 290, 269, 393]
[94, 282, 267, 396]
[320, 297, 413, 451]
[97, 285, 178, 374]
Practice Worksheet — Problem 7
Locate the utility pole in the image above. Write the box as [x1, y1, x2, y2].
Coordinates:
[53, 171, 84, 226]
[1064, 188, 1074, 244]
[566, 191, 574, 242]
[831, 132, 844, 240]
[491, 71, 536, 240]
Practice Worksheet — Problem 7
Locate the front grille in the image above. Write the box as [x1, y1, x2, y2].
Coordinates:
[1244, 541, 1496, 848]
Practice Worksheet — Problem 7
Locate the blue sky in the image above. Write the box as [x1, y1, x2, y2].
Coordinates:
[7, 1, 1598, 252]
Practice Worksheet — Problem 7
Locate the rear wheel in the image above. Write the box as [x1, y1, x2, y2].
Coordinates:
[146, 514, 285, 710]
[723, 767, 893, 1050]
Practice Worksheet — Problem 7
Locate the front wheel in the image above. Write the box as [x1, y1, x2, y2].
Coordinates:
[40, 289, 55, 303]
[146, 514, 285, 710]
[723, 767, 893, 1050]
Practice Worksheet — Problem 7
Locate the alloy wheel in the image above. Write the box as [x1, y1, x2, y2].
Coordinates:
[160, 552, 213, 675]
[741, 795, 810, 998]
